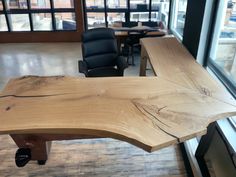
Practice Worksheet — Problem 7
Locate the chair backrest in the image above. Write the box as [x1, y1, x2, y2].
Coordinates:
[127, 31, 146, 45]
[122, 22, 138, 28]
[82, 28, 118, 69]
[142, 21, 158, 28]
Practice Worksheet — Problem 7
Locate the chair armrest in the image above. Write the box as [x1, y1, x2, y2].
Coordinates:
[78, 60, 88, 77]
[116, 56, 128, 75]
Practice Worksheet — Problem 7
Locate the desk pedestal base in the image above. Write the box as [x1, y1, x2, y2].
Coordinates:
[10, 134, 101, 166]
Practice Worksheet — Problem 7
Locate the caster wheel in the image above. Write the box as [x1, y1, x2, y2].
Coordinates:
[37, 160, 47, 165]
[15, 148, 31, 167]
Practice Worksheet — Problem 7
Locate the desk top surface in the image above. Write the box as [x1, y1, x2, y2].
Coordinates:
[0, 37, 236, 152]
[113, 26, 157, 31]
[140, 37, 235, 105]
[115, 30, 166, 37]
[114, 26, 166, 37]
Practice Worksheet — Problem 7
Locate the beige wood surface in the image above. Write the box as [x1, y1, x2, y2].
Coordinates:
[0, 74, 236, 152]
[140, 37, 236, 106]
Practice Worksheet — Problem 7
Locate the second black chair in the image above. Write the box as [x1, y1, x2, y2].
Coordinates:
[79, 28, 128, 77]
[124, 30, 147, 65]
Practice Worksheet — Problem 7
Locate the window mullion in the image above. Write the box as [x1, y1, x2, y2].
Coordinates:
[127, 0, 130, 22]
[2, 0, 11, 31]
[104, 0, 108, 27]
[149, 0, 152, 21]
[27, 0, 33, 31]
[50, 0, 56, 31]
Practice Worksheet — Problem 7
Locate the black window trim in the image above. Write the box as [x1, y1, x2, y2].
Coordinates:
[83, 0, 169, 30]
[203, 0, 236, 162]
[0, 0, 77, 32]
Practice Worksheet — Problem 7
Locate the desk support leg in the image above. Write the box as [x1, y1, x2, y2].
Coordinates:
[140, 46, 148, 76]
[10, 134, 51, 164]
[195, 123, 216, 177]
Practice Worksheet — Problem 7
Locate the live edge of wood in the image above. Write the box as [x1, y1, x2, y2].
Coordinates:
[0, 37, 236, 153]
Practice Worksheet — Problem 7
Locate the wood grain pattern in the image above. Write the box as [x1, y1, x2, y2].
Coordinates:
[140, 37, 235, 106]
[0, 74, 236, 152]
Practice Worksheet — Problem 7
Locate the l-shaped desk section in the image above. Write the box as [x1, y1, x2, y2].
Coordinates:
[0, 37, 236, 166]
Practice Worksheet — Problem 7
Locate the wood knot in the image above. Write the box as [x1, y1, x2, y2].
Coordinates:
[200, 87, 212, 96]
[5, 104, 15, 111]
[5, 106, 11, 111]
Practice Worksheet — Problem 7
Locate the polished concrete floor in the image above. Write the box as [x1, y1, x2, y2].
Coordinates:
[0, 43, 186, 177]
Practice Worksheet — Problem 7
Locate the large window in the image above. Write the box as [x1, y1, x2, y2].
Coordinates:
[0, 0, 77, 32]
[209, 0, 236, 95]
[107, 0, 127, 8]
[170, 0, 187, 39]
[130, 0, 149, 10]
[84, 0, 170, 29]
[208, 0, 236, 126]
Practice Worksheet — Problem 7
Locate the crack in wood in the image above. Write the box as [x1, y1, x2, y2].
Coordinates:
[0, 93, 69, 99]
[18, 75, 65, 80]
[142, 105, 170, 127]
[132, 101, 180, 141]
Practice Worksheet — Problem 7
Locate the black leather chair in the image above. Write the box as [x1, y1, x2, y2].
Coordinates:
[142, 21, 158, 27]
[122, 22, 138, 28]
[124, 30, 147, 65]
[79, 28, 128, 77]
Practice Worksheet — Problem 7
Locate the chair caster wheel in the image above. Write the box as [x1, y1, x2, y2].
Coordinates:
[15, 148, 31, 167]
[37, 160, 47, 165]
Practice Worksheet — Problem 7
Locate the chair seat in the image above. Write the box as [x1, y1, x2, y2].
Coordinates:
[87, 67, 121, 77]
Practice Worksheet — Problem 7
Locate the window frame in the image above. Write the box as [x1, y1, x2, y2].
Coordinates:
[169, 0, 188, 41]
[0, 0, 77, 32]
[206, 0, 236, 99]
[83, 0, 170, 30]
[203, 0, 236, 165]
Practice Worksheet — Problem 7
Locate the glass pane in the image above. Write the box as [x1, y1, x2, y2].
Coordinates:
[86, 0, 104, 9]
[87, 12, 105, 29]
[107, 12, 125, 27]
[210, 0, 236, 85]
[0, 14, 8, 31]
[151, 0, 169, 28]
[6, 0, 28, 9]
[150, 12, 158, 21]
[55, 12, 76, 30]
[32, 13, 52, 31]
[0, 1, 3, 10]
[130, 12, 149, 22]
[130, 0, 149, 10]
[54, 0, 74, 8]
[31, 0, 51, 9]
[172, 0, 187, 36]
[152, 0, 170, 10]
[107, 0, 127, 9]
[8, 14, 30, 31]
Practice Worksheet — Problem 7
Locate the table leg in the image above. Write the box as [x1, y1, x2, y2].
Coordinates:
[11, 134, 51, 162]
[140, 46, 148, 76]
[195, 123, 216, 177]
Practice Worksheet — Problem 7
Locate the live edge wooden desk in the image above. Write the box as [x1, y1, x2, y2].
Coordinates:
[0, 37, 236, 167]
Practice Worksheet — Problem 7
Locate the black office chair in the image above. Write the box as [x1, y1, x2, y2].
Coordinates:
[122, 22, 138, 28]
[79, 28, 128, 77]
[142, 21, 158, 28]
[124, 30, 147, 65]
